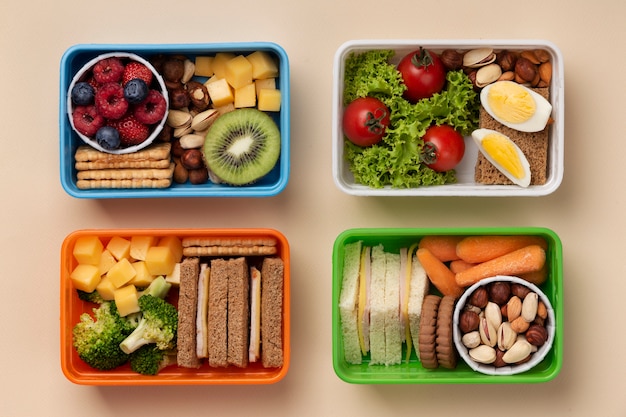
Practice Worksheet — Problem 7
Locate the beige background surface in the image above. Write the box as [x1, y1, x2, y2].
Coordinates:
[1, 0, 624, 415]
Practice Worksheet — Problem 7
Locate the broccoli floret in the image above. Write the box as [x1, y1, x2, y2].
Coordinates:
[129, 345, 177, 375]
[72, 301, 132, 370]
[119, 295, 178, 354]
[76, 289, 105, 304]
[138, 276, 172, 299]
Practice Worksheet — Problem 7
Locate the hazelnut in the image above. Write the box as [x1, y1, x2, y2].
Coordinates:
[496, 50, 517, 72]
[180, 148, 205, 170]
[493, 348, 507, 368]
[514, 57, 538, 82]
[511, 283, 531, 299]
[459, 310, 480, 333]
[173, 162, 189, 184]
[468, 287, 489, 308]
[440, 49, 463, 70]
[171, 139, 185, 158]
[169, 88, 191, 109]
[162, 57, 185, 83]
[488, 282, 511, 305]
[187, 81, 210, 111]
[188, 167, 209, 184]
[526, 324, 548, 347]
[155, 123, 173, 142]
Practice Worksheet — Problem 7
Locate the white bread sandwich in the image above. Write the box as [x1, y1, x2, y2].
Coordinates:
[383, 252, 402, 366]
[338, 240, 363, 365]
[368, 244, 387, 365]
[407, 252, 430, 360]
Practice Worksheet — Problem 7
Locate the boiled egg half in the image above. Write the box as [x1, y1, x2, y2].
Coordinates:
[480, 81, 552, 132]
[472, 128, 531, 187]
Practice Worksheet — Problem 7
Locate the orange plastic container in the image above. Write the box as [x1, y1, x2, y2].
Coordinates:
[60, 228, 290, 385]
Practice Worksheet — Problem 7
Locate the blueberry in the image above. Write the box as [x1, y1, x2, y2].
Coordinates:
[123, 78, 149, 104]
[71, 82, 95, 105]
[95, 126, 121, 150]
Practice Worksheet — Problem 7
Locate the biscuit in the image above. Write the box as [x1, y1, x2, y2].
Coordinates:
[74, 142, 171, 164]
[77, 163, 175, 180]
[76, 178, 172, 189]
[182, 245, 278, 257]
[75, 158, 171, 170]
[182, 237, 278, 248]
[435, 295, 457, 369]
[418, 295, 441, 369]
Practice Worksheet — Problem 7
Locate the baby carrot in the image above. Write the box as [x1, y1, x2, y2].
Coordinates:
[455, 244, 546, 287]
[456, 235, 548, 264]
[449, 259, 476, 274]
[418, 235, 463, 262]
[416, 247, 464, 298]
[519, 263, 548, 285]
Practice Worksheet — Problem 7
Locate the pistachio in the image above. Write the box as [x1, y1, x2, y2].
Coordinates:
[469, 345, 496, 364]
[522, 292, 539, 322]
[191, 109, 219, 132]
[497, 322, 517, 351]
[463, 48, 496, 68]
[475, 63, 502, 87]
[179, 134, 205, 149]
[173, 124, 194, 138]
[506, 296, 522, 322]
[479, 317, 497, 347]
[462, 331, 481, 349]
[167, 109, 193, 128]
[182, 59, 196, 84]
[502, 339, 532, 364]
[484, 302, 502, 330]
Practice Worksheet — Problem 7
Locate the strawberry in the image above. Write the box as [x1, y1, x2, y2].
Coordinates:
[122, 61, 153, 86]
[72, 105, 105, 136]
[111, 114, 150, 146]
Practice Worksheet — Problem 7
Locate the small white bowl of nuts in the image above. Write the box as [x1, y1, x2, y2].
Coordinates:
[453, 275, 555, 376]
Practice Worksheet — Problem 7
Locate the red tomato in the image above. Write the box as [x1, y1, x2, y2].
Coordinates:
[420, 125, 465, 172]
[397, 48, 447, 103]
[342, 97, 390, 147]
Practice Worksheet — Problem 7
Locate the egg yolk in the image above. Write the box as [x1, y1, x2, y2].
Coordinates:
[487, 82, 536, 124]
[482, 133, 525, 179]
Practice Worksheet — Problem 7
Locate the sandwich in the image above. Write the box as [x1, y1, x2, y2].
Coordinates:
[338, 241, 363, 365]
[260, 256, 284, 368]
[177, 257, 201, 368]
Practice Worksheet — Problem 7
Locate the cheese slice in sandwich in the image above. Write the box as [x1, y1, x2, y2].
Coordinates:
[338, 240, 363, 365]
[368, 244, 387, 365]
[249, 266, 261, 362]
[384, 252, 402, 366]
[408, 252, 430, 360]
[177, 257, 201, 368]
[261, 256, 284, 368]
[357, 246, 371, 356]
[196, 262, 210, 359]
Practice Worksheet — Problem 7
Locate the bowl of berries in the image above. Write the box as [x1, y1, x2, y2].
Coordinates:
[67, 52, 169, 154]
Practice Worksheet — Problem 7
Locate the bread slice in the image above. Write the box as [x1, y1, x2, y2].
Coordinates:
[475, 87, 550, 185]
[368, 244, 386, 365]
[261, 257, 284, 368]
[338, 241, 363, 365]
[177, 257, 201, 368]
[408, 254, 429, 360]
[208, 258, 229, 367]
[227, 257, 249, 368]
[383, 252, 402, 365]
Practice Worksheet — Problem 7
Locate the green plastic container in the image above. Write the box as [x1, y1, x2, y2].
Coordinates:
[331, 227, 563, 384]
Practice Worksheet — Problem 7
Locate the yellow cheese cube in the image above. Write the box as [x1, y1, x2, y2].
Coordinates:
[73, 236, 103, 265]
[106, 236, 131, 261]
[130, 236, 157, 261]
[225, 55, 253, 89]
[70, 264, 101, 293]
[165, 262, 181, 287]
[246, 51, 279, 79]
[145, 246, 177, 276]
[194, 56, 215, 77]
[158, 236, 183, 262]
[129, 261, 155, 288]
[206, 78, 234, 107]
[106, 258, 137, 288]
[215, 102, 236, 116]
[255, 78, 276, 96]
[257, 89, 282, 112]
[212, 52, 236, 79]
[114, 285, 140, 317]
[96, 275, 116, 301]
[234, 83, 257, 108]
[98, 249, 118, 276]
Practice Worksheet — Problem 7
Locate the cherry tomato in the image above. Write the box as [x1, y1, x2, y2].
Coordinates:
[397, 47, 447, 103]
[420, 125, 465, 172]
[342, 97, 390, 147]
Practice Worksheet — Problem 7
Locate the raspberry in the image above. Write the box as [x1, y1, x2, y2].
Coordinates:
[72, 105, 105, 137]
[122, 61, 153, 86]
[111, 114, 150, 146]
[95, 82, 129, 120]
[92, 57, 125, 84]
[134, 90, 167, 124]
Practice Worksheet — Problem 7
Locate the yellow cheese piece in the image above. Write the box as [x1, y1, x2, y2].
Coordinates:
[106, 258, 137, 288]
[194, 56, 215, 77]
[73, 236, 103, 265]
[70, 264, 101, 293]
[96, 275, 116, 301]
[255, 78, 276, 96]
[206, 78, 234, 107]
[215, 102, 236, 116]
[98, 249, 117, 276]
[114, 285, 140, 317]
[129, 261, 155, 287]
[212, 52, 236, 79]
[246, 51, 279, 80]
[106, 236, 131, 261]
[130, 236, 157, 261]
[257, 89, 281, 112]
[234, 83, 257, 108]
[157, 236, 183, 262]
[145, 246, 177, 276]
[225, 55, 253, 89]
[165, 262, 181, 286]
[357, 247, 367, 355]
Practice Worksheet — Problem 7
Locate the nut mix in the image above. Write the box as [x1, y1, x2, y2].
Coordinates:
[459, 280, 550, 367]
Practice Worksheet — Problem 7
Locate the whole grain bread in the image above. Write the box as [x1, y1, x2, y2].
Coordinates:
[208, 258, 229, 367]
[177, 257, 202, 368]
[261, 257, 284, 368]
[474, 87, 550, 186]
[227, 257, 250, 368]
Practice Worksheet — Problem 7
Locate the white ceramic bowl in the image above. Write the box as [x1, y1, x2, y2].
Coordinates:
[332, 39, 564, 197]
[452, 275, 556, 376]
[66, 52, 169, 154]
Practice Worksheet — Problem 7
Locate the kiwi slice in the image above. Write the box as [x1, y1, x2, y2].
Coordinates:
[203, 108, 281, 185]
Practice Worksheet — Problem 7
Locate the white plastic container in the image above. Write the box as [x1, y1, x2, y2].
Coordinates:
[332, 39, 564, 197]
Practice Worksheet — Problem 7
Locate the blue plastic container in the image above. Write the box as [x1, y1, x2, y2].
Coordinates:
[60, 42, 290, 198]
